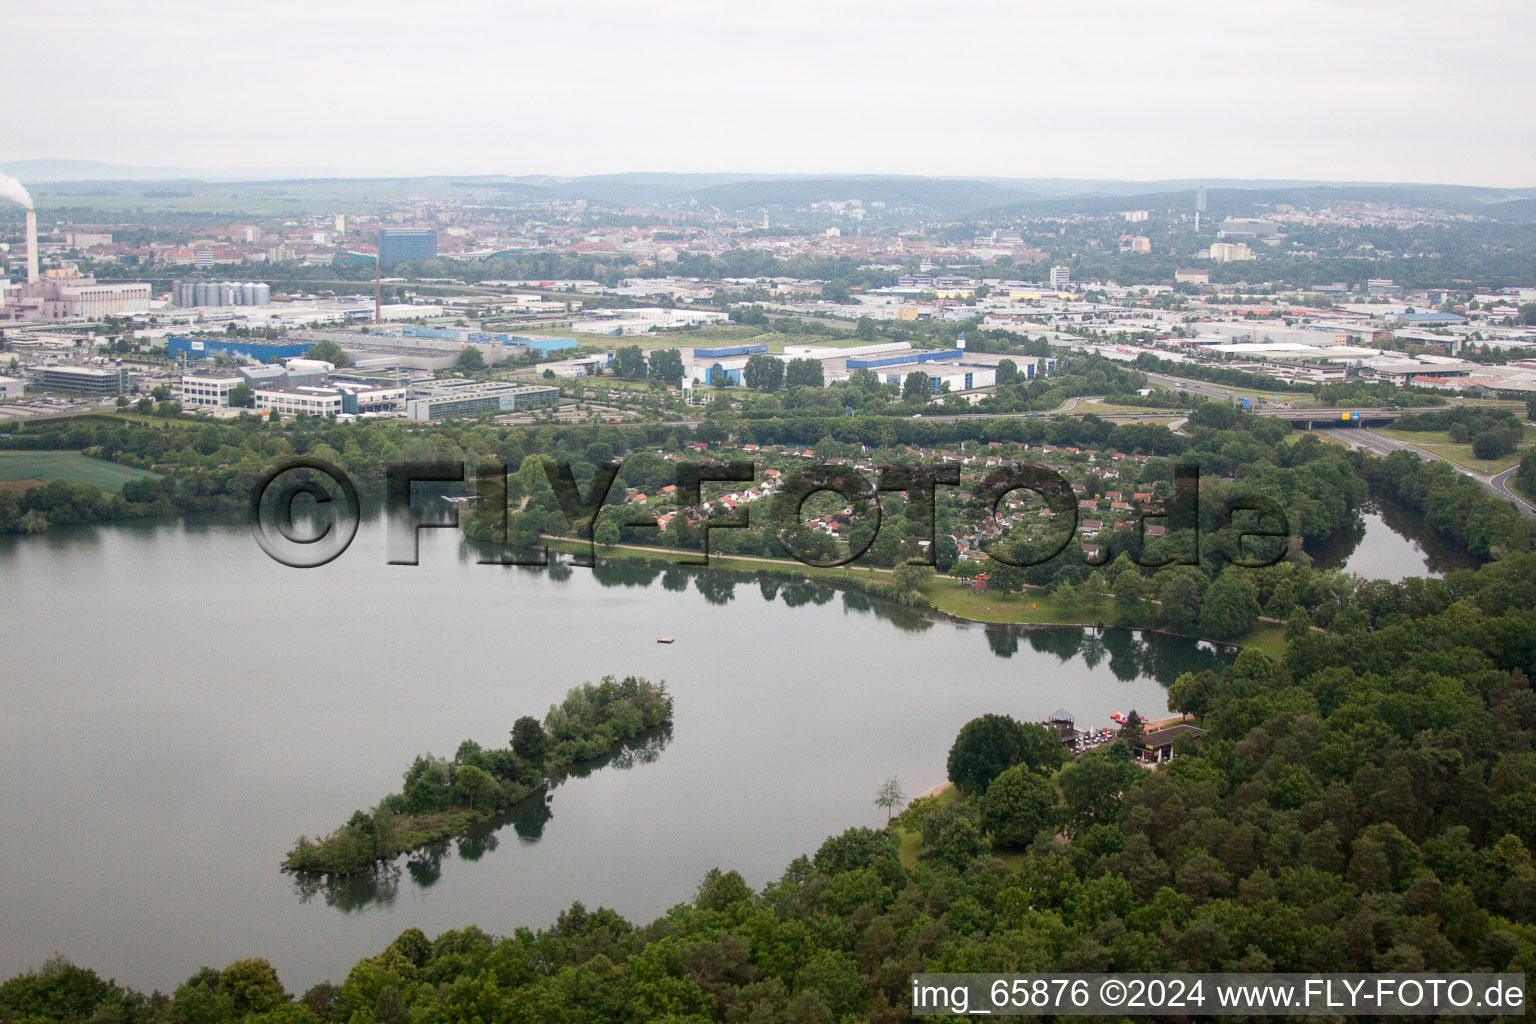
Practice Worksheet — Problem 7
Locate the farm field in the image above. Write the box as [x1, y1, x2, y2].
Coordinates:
[0, 450, 160, 493]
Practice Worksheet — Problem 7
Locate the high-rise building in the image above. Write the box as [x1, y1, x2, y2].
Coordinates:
[1049, 265, 1071, 289]
[1208, 242, 1253, 263]
[378, 229, 437, 264]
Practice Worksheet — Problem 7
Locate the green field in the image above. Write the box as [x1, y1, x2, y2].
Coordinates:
[0, 451, 160, 493]
[1375, 426, 1536, 475]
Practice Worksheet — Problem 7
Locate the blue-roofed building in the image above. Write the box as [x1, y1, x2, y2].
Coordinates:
[167, 337, 313, 362]
[846, 349, 964, 370]
[693, 344, 768, 359]
[521, 336, 578, 356]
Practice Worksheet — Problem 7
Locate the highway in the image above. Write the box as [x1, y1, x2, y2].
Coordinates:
[1320, 427, 1536, 520]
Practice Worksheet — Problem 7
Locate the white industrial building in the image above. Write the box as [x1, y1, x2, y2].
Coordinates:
[181, 372, 243, 407]
[570, 307, 729, 335]
[254, 386, 344, 418]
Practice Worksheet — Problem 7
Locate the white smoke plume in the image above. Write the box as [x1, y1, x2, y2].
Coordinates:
[0, 173, 34, 211]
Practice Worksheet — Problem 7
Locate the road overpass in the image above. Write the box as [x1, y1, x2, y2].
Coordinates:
[1257, 406, 1444, 427]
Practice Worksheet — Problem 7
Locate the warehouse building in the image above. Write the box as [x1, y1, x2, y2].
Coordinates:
[167, 337, 313, 361]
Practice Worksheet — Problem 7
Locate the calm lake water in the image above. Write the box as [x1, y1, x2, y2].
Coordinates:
[0, 513, 1232, 993]
[1306, 500, 1481, 579]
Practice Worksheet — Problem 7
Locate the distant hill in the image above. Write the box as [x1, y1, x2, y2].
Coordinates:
[979, 183, 1536, 223]
[0, 158, 427, 183]
[7, 163, 1533, 221]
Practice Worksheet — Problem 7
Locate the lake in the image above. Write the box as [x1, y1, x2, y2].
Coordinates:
[1305, 500, 1481, 579]
[0, 513, 1232, 993]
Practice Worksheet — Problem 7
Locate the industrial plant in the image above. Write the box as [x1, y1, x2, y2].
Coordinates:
[1, 174, 152, 322]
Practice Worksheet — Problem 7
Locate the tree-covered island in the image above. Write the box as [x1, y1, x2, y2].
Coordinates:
[284, 676, 673, 875]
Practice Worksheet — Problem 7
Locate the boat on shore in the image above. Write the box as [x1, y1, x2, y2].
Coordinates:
[657, 636, 675, 644]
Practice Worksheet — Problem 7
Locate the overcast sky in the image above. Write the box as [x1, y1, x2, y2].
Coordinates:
[7, 0, 1533, 186]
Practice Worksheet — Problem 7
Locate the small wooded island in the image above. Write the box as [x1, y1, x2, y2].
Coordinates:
[284, 676, 673, 875]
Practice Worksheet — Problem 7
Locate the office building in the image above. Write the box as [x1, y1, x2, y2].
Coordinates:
[37, 365, 129, 397]
[405, 381, 559, 421]
[253, 386, 344, 418]
[1049, 265, 1071, 289]
[181, 373, 243, 407]
[378, 229, 438, 264]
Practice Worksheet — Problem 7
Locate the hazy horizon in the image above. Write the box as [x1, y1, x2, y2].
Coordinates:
[6, 0, 1533, 188]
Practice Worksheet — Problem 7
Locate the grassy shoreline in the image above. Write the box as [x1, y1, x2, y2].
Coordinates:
[542, 535, 1289, 657]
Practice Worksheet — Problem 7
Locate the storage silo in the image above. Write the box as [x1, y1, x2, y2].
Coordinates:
[195, 282, 213, 307]
[252, 283, 270, 306]
[242, 282, 258, 306]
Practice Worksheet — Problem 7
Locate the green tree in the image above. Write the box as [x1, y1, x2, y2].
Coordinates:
[996, 359, 1018, 386]
[743, 354, 784, 391]
[612, 345, 647, 380]
[456, 347, 486, 373]
[783, 358, 825, 389]
[594, 517, 621, 549]
[1197, 570, 1259, 640]
[946, 714, 1062, 795]
[891, 562, 935, 596]
[303, 339, 351, 367]
[874, 776, 904, 824]
[822, 280, 852, 303]
[902, 372, 932, 403]
[920, 803, 985, 869]
[511, 716, 547, 767]
[1119, 709, 1146, 751]
[1157, 571, 1206, 633]
[228, 383, 255, 408]
[1473, 430, 1509, 461]
[648, 348, 684, 387]
[218, 959, 288, 1017]
[1058, 750, 1138, 834]
[1167, 670, 1216, 720]
[981, 763, 1060, 849]
[453, 764, 500, 809]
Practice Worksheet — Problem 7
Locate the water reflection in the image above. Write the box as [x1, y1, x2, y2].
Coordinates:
[291, 725, 673, 913]
[477, 547, 1231, 682]
[1306, 500, 1481, 579]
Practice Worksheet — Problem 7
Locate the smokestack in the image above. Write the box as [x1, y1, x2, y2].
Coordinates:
[26, 211, 39, 284]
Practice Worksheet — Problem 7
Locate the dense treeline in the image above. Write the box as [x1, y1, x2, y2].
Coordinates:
[1310, 380, 1447, 408]
[285, 677, 672, 875]
[9, 548, 1536, 1022]
[0, 412, 1194, 536]
[1361, 449, 1536, 559]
